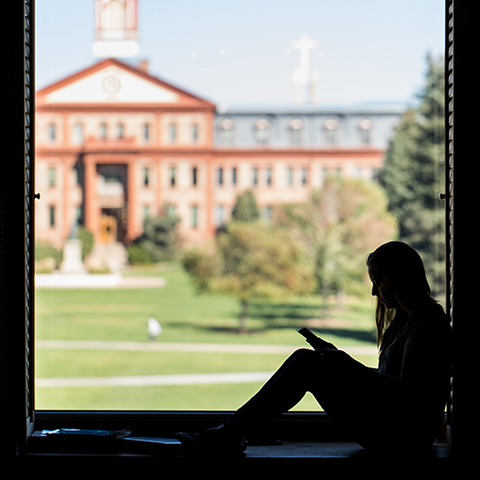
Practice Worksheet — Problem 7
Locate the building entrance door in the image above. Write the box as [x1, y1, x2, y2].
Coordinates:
[100, 214, 117, 244]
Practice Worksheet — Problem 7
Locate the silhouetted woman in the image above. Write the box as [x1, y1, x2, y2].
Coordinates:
[176, 241, 452, 454]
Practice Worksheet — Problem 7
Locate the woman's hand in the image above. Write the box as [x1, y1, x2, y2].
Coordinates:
[311, 337, 337, 351]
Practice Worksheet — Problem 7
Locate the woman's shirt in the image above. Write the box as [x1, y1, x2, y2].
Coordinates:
[378, 303, 452, 377]
[377, 302, 452, 445]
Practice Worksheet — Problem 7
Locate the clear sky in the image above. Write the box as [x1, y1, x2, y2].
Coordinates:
[35, 0, 445, 106]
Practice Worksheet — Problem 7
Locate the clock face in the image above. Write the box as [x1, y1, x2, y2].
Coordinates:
[102, 75, 121, 94]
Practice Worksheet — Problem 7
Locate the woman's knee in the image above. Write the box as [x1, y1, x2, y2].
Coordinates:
[289, 348, 315, 360]
[288, 348, 321, 370]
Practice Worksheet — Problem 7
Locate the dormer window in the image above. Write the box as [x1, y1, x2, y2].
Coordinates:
[359, 118, 373, 145]
[220, 118, 234, 145]
[289, 118, 303, 145]
[254, 118, 270, 145]
[324, 118, 339, 145]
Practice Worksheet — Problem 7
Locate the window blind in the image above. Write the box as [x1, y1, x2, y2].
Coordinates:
[445, 0, 454, 446]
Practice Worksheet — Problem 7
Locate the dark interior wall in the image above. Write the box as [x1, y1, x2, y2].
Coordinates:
[1, 0, 479, 463]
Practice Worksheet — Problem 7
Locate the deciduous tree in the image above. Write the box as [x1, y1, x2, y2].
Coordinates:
[182, 222, 314, 333]
[274, 177, 397, 301]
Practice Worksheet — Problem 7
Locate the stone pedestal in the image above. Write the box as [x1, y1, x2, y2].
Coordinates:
[60, 239, 87, 274]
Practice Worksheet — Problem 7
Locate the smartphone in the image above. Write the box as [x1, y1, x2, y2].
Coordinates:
[296, 327, 337, 350]
[296, 327, 319, 346]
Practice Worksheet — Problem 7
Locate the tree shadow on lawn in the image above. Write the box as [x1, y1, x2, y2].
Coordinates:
[174, 301, 377, 344]
[249, 302, 377, 343]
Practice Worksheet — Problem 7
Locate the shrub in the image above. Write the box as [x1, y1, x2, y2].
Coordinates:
[129, 211, 181, 263]
[127, 244, 154, 264]
[35, 240, 62, 272]
[77, 226, 94, 260]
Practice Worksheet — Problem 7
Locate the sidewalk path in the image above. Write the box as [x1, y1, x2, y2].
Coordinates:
[36, 371, 275, 388]
[35, 340, 378, 388]
[35, 274, 166, 289]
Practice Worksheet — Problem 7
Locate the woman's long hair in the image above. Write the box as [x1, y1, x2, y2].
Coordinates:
[366, 241, 434, 352]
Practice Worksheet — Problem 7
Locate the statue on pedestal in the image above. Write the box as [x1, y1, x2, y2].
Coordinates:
[60, 221, 87, 274]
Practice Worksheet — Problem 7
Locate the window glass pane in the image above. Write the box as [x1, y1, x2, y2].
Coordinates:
[35, 1, 444, 412]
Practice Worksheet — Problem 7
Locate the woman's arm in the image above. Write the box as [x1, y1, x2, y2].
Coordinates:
[399, 319, 452, 402]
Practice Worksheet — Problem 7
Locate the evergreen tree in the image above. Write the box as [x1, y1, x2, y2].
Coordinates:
[380, 55, 445, 295]
[231, 190, 260, 223]
[130, 207, 181, 262]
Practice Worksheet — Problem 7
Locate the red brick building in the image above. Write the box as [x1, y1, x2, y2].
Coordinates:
[35, 58, 395, 253]
[35, 1, 401, 270]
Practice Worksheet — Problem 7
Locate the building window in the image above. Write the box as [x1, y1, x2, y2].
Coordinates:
[49, 205, 56, 228]
[232, 167, 237, 186]
[266, 167, 273, 187]
[359, 118, 373, 145]
[324, 118, 339, 145]
[192, 123, 198, 144]
[100, 123, 108, 140]
[214, 205, 225, 228]
[48, 166, 56, 187]
[253, 167, 258, 187]
[117, 123, 124, 139]
[166, 204, 176, 217]
[288, 167, 293, 187]
[192, 167, 198, 186]
[170, 167, 176, 187]
[72, 123, 84, 145]
[289, 118, 303, 145]
[217, 167, 224, 186]
[143, 167, 150, 187]
[169, 123, 177, 144]
[48, 123, 56, 143]
[143, 205, 150, 218]
[143, 123, 150, 142]
[301, 167, 308, 186]
[191, 205, 198, 229]
[220, 118, 234, 145]
[254, 118, 270, 145]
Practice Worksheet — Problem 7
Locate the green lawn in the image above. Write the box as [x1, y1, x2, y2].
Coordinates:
[35, 262, 378, 411]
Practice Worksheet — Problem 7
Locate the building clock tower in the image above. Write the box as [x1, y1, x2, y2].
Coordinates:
[92, 0, 140, 59]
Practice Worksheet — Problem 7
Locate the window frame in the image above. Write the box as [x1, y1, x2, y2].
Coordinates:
[4, 0, 475, 455]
